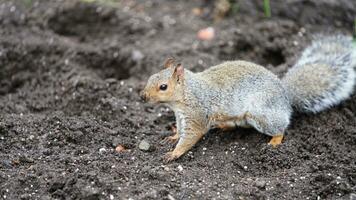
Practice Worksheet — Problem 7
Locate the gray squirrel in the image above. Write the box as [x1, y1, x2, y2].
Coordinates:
[140, 35, 356, 162]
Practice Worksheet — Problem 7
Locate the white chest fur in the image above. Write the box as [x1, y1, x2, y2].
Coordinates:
[174, 110, 187, 136]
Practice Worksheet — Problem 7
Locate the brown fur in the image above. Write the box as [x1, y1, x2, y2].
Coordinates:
[164, 57, 176, 69]
[164, 127, 205, 162]
[141, 70, 179, 103]
[199, 61, 268, 88]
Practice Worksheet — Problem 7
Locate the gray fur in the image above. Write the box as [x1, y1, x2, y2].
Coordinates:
[169, 61, 292, 137]
[149, 35, 356, 140]
[282, 35, 356, 113]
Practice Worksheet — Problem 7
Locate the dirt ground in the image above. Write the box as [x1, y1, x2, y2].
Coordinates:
[0, 0, 356, 199]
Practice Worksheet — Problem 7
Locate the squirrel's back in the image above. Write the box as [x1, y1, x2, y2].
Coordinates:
[282, 35, 356, 113]
[198, 60, 277, 87]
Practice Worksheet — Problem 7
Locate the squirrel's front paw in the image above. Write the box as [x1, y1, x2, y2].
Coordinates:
[163, 151, 181, 162]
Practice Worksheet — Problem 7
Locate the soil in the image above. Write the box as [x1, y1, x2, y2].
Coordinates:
[0, 0, 356, 199]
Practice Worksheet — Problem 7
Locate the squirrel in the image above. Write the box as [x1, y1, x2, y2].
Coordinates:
[140, 35, 356, 162]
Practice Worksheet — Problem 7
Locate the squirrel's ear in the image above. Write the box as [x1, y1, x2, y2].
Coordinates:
[173, 63, 184, 82]
[164, 57, 175, 69]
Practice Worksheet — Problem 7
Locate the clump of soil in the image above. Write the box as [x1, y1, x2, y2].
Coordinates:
[0, 0, 355, 199]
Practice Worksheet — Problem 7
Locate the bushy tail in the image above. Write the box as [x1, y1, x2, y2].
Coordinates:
[282, 35, 356, 113]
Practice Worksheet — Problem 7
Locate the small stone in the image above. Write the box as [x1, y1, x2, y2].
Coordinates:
[197, 27, 215, 41]
[138, 140, 151, 151]
[177, 165, 183, 172]
[81, 186, 100, 200]
[255, 179, 266, 189]
[99, 148, 106, 154]
[192, 8, 202, 16]
[115, 145, 126, 153]
[131, 50, 144, 62]
[20, 194, 31, 200]
[105, 78, 117, 84]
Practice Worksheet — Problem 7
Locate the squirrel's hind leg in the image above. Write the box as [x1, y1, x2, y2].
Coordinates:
[268, 135, 284, 147]
[244, 112, 289, 147]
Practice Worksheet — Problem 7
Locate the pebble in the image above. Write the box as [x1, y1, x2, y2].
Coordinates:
[255, 180, 266, 189]
[81, 186, 100, 200]
[177, 165, 183, 172]
[197, 27, 215, 41]
[105, 78, 117, 84]
[192, 8, 202, 16]
[99, 148, 106, 154]
[115, 145, 126, 153]
[131, 50, 144, 62]
[138, 140, 151, 151]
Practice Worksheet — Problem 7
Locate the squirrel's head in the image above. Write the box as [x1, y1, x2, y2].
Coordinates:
[140, 58, 185, 104]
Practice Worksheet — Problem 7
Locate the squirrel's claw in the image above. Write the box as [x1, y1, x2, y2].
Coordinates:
[163, 151, 180, 162]
[171, 124, 177, 134]
[161, 135, 179, 144]
[161, 125, 179, 145]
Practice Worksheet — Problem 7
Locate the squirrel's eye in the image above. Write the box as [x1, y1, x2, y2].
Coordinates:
[159, 84, 168, 91]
